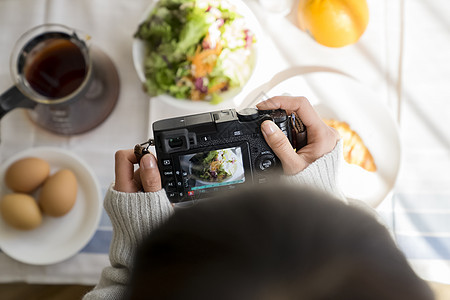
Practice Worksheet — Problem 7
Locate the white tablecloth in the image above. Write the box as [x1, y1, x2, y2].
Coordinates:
[0, 0, 449, 285]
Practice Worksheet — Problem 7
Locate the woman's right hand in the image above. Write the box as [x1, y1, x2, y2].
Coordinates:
[257, 96, 340, 175]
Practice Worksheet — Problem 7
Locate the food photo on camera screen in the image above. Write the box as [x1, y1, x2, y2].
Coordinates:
[135, 108, 306, 204]
[180, 146, 246, 190]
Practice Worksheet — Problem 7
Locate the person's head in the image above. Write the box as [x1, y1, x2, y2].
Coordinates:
[127, 185, 434, 300]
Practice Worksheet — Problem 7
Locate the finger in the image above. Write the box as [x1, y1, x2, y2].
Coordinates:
[261, 120, 307, 174]
[115, 150, 139, 193]
[134, 168, 142, 188]
[139, 153, 162, 192]
[257, 96, 321, 128]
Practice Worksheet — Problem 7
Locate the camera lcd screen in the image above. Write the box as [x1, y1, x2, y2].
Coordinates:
[179, 146, 246, 194]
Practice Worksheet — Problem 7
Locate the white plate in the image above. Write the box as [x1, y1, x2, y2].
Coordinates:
[0, 147, 102, 265]
[132, 0, 263, 110]
[240, 67, 401, 207]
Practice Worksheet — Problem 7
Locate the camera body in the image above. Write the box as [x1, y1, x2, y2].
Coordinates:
[138, 108, 306, 203]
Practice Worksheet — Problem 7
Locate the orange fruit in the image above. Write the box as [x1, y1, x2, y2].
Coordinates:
[297, 0, 369, 48]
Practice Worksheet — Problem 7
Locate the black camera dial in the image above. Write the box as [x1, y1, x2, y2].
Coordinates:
[237, 108, 259, 122]
[270, 110, 287, 123]
[255, 153, 277, 172]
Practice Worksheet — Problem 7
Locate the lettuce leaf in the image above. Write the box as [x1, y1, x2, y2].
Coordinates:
[175, 7, 211, 56]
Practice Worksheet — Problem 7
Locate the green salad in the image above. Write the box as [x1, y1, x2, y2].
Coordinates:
[134, 0, 256, 103]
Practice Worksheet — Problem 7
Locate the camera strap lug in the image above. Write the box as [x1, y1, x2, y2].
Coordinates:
[134, 138, 155, 163]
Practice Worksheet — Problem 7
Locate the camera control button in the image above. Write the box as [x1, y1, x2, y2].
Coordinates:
[163, 170, 174, 176]
[162, 159, 172, 166]
[237, 108, 259, 122]
[261, 159, 273, 170]
[255, 154, 276, 172]
[271, 110, 287, 123]
[166, 181, 176, 189]
[167, 191, 177, 199]
[200, 135, 211, 142]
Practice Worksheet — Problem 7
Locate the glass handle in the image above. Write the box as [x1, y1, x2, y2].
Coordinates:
[0, 86, 36, 120]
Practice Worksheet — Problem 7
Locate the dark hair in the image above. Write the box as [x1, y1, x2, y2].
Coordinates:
[127, 185, 434, 300]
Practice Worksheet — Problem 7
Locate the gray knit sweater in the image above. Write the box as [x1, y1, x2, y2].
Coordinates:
[84, 140, 351, 299]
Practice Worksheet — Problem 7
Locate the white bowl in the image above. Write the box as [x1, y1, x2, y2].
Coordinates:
[132, 0, 262, 110]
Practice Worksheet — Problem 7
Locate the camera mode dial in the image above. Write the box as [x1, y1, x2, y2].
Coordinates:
[237, 108, 259, 122]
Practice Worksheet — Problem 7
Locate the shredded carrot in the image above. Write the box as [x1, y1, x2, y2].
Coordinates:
[208, 81, 227, 93]
[210, 160, 221, 172]
[189, 44, 222, 78]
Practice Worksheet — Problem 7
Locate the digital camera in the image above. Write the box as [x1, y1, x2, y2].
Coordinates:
[135, 108, 307, 203]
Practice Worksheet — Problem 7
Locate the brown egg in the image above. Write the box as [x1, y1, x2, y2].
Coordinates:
[0, 193, 43, 230]
[39, 169, 78, 217]
[5, 157, 50, 193]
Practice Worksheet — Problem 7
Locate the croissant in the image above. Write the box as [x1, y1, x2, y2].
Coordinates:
[324, 119, 377, 172]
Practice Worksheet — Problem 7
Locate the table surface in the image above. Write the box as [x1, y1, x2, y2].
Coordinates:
[0, 0, 449, 285]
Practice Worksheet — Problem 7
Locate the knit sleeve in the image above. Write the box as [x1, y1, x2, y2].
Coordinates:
[281, 139, 347, 203]
[83, 185, 174, 300]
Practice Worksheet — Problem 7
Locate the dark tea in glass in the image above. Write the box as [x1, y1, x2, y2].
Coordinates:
[0, 24, 120, 135]
[23, 38, 87, 99]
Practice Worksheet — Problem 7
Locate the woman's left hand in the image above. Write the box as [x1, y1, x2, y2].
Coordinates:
[114, 149, 162, 193]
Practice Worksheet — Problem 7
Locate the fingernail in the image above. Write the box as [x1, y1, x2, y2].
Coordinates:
[262, 120, 277, 136]
[141, 154, 156, 169]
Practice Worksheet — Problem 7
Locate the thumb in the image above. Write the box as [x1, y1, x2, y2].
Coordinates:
[261, 120, 306, 175]
[139, 153, 162, 192]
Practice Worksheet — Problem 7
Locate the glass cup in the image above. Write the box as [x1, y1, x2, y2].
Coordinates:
[0, 24, 120, 135]
[258, 0, 293, 16]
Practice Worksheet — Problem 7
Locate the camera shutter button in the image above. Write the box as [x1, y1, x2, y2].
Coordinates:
[237, 108, 259, 122]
